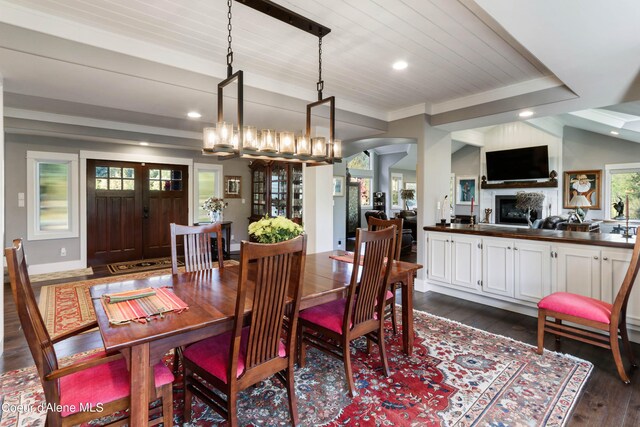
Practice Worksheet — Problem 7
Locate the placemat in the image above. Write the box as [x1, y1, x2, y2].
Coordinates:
[101, 287, 189, 324]
[329, 252, 364, 265]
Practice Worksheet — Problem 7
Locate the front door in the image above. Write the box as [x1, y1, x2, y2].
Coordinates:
[87, 160, 189, 266]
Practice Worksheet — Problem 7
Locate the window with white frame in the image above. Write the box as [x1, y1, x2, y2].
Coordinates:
[194, 163, 223, 223]
[606, 163, 640, 220]
[27, 152, 79, 240]
[391, 173, 403, 209]
[347, 151, 371, 170]
[405, 182, 417, 210]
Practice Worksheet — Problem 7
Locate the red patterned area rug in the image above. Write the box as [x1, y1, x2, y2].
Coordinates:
[0, 311, 592, 426]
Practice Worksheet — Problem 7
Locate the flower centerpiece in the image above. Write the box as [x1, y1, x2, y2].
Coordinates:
[202, 197, 228, 222]
[248, 216, 304, 243]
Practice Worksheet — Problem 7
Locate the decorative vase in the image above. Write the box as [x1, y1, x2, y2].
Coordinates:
[209, 211, 222, 223]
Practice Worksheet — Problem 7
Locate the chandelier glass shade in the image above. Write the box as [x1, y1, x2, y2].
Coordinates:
[201, 0, 341, 165]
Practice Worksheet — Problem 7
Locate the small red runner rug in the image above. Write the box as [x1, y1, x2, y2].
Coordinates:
[0, 311, 592, 426]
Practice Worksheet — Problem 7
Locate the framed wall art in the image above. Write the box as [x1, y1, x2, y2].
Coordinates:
[333, 176, 344, 197]
[455, 175, 477, 205]
[563, 170, 601, 209]
[224, 175, 242, 198]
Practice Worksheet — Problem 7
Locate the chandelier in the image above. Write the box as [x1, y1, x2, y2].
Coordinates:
[202, 0, 342, 164]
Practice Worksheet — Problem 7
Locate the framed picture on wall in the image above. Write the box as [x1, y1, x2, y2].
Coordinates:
[333, 176, 344, 197]
[224, 176, 241, 198]
[456, 175, 477, 205]
[563, 169, 601, 209]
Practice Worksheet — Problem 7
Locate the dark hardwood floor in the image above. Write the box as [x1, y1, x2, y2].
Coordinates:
[2, 252, 639, 425]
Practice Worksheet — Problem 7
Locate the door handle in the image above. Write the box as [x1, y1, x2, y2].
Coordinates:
[143, 206, 149, 219]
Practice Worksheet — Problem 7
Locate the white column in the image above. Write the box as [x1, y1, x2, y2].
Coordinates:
[416, 118, 452, 289]
[0, 74, 5, 355]
[303, 164, 334, 254]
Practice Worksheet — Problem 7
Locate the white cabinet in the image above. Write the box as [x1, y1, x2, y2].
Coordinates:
[556, 245, 601, 299]
[482, 238, 551, 301]
[451, 235, 481, 290]
[514, 241, 552, 303]
[601, 249, 640, 326]
[427, 232, 450, 284]
[482, 237, 514, 297]
[427, 232, 480, 290]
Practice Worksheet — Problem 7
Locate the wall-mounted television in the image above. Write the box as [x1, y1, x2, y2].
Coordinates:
[485, 145, 549, 181]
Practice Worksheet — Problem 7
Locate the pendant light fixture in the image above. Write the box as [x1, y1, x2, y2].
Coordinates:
[202, 0, 341, 164]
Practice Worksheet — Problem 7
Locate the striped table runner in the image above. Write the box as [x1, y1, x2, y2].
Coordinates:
[101, 287, 189, 324]
[330, 252, 364, 265]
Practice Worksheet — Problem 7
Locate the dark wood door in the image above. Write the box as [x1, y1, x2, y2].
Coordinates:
[142, 163, 189, 258]
[87, 160, 189, 266]
[87, 160, 143, 265]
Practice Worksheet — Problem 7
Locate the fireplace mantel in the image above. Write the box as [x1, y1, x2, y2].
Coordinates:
[480, 181, 558, 189]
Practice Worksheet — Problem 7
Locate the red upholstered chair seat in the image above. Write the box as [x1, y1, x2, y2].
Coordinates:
[183, 327, 286, 384]
[299, 291, 392, 335]
[538, 292, 613, 324]
[59, 351, 174, 417]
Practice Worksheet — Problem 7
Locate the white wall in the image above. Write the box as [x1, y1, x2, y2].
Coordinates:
[303, 164, 333, 254]
[479, 122, 563, 219]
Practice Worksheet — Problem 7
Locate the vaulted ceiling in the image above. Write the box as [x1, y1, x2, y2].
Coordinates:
[0, 0, 639, 148]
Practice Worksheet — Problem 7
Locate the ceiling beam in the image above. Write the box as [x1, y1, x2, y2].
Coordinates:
[238, 0, 330, 37]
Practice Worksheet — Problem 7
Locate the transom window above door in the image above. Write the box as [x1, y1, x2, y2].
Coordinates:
[95, 166, 135, 190]
[149, 169, 183, 191]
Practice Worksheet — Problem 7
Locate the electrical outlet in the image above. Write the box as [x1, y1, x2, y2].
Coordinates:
[60, 247, 67, 257]
[231, 234, 235, 241]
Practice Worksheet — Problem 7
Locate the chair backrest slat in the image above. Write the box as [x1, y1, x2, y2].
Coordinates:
[367, 216, 403, 261]
[346, 227, 396, 329]
[170, 223, 224, 274]
[5, 239, 59, 404]
[230, 235, 306, 373]
[613, 235, 640, 321]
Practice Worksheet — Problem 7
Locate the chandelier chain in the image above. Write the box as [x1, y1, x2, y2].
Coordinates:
[317, 35, 324, 98]
[226, 0, 233, 74]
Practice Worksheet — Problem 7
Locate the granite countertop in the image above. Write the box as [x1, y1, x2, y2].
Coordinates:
[423, 223, 636, 249]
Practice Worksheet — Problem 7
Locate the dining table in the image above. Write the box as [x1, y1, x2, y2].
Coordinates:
[90, 251, 422, 425]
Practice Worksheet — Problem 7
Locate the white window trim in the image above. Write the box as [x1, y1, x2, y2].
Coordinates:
[391, 172, 404, 210]
[27, 151, 79, 240]
[605, 162, 640, 221]
[194, 163, 223, 223]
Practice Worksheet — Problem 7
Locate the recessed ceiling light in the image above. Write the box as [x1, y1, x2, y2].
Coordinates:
[139, 141, 149, 146]
[392, 60, 408, 70]
[611, 130, 620, 135]
[518, 110, 534, 118]
[187, 111, 202, 119]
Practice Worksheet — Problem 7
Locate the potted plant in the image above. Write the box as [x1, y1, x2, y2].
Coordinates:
[400, 188, 416, 211]
[202, 197, 228, 222]
[248, 216, 304, 243]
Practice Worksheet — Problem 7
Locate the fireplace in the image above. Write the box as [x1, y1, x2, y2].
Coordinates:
[495, 195, 542, 225]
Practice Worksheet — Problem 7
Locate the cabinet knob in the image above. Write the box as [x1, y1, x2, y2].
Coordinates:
[445, 239, 449, 242]
[513, 247, 518, 251]
[603, 257, 609, 261]
[593, 256, 599, 260]
[507, 246, 511, 250]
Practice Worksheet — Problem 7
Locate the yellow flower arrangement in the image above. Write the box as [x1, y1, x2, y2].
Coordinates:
[248, 216, 304, 243]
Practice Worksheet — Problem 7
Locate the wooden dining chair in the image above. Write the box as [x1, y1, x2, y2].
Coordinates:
[4, 239, 174, 427]
[537, 235, 640, 383]
[170, 222, 226, 376]
[298, 226, 396, 397]
[367, 216, 404, 334]
[182, 235, 307, 426]
[170, 222, 224, 275]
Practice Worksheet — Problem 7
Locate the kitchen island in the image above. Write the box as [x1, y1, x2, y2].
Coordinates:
[422, 224, 640, 342]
